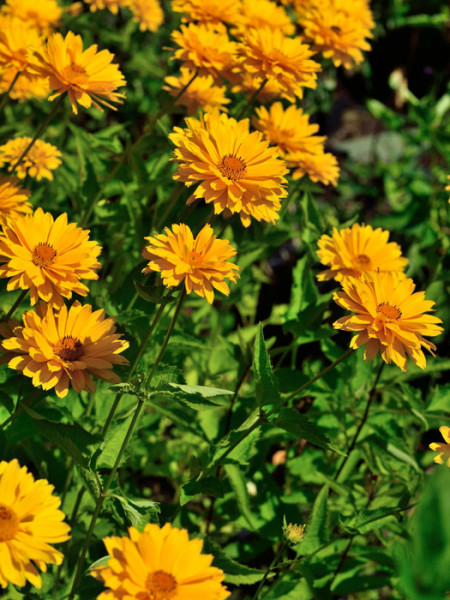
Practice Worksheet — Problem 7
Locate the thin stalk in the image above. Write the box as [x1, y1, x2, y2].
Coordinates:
[334, 361, 385, 481]
[9, 96, 64, 174]
[237, 79, 267, 120]
[2, 289, 27, 322]
[0, 71, 21, 112]
[254, 542, 286, 600]
[68, 290, 186, 600]
[0, 389, 41, 431]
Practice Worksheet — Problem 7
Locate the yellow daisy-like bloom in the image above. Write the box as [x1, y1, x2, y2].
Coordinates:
[92, 523, 230, 600]
[288, 148, 340, 186]
[429, 426, 450, 467]
[0, 137, 62, 181]
[142, 223, 240, 303]
[233, 27, 321, 102]
[170, 111, 288, 227]
[227, 69, 283, 103]
[1, 0, 62, 33]
[0, 15, 43, 74]
[171, 23, 238, 82]
[0, 207, 102, 309]
[333, 271, 443, 371]
[2, 301, 129, 398]
[296, 0, 374, 69]
[317, 223, 408, 282]
[172, 0, 242, 26]
[0, 176, 32, 226]
[31, 31, 126, 114]
[233, 0, 295, 36]
[129, 0, 164, 32]
[84, 0, 129, 14]
[0, 458, 70, 589]
[164, 68, 230, 114]
[0, 65, 49, 102]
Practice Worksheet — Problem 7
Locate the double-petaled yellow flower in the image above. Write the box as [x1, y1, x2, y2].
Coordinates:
[0, 176, 32, 226]
[1, 0, 62, 33]
[0, 137, 62, 181]
[164, 68, 230, 114]
[429, 427, 450, 467]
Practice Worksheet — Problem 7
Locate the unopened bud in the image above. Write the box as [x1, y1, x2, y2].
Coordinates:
[284, 522, 306, 545]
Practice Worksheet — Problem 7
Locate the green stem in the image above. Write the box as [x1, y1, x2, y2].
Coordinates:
[0, 389, 41, 431]
[2, 289, 27, 322]
[254, 542, 286, 600]
[68, 289, 186, 600]
[0, 71, 21, 112]
[236, 78, 267, 120]
[9, 96, 64, 174]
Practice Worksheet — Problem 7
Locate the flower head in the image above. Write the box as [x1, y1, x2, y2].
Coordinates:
[296, 0, 374, 69]
[92, 523, 230, 600]
[171, 23, 238, 82]
[0, 458, 70, 589]
[288, 149, 339, 186]
[31, 31, 126, 114]
[0, 176, 32, 226]
[0, 208, 102, 309]
[284, 522, 306, 545]
[233, 0, 295, 36]
[142, 223, 239, 303]
[317, 223, 408, 282]
[129, 0, 164, 32]
[1, 0, 62, 33]
[3, 301, 129, 398]
[164, 68, 230, 114]
[429, 427, 450, 467]
[333, 271, 443, 371]
[0, 15, 43, 74]
[233, 27, 321, 102]
[172, 0, 242, 26]
[170, 110, 288, 227]
[84, 0, 129, 14]
[0, 65, 49, 102]
[0, 137, 62, 181]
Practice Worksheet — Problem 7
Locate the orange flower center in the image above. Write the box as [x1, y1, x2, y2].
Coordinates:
[218, 154, 247, 181]
[146, 570, 178, 600]
[32, 243, 57, 267]
[355, 254, 370, 266]
[377, 303, 402, 320]
[187, 250, 203, 265]
[53, 336, 84, 361]
[64, 62, 87, 84]
[0, 504, 19, 542]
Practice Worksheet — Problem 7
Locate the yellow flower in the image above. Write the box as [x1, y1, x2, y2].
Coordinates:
[0, 137, 62, 181]
[171, 23, 238, 82]
[227, 70, 283, 103]
[84, 0, 129, 14]
[333, 271, 443, 371]
[446, 175, 450, 202]
[2, 301, 129, 398]
[129, 0, 164, 32]
[0, 176, 32, 226]
[172, 0, 242, 26]
[233, 0, 295, 36]
[0, 207, 102, 309]
[429, 427, 450, 467]
[0, 15, 43, 74]
[164, 67, 230, 114]
[92, 523, 230, 600]
[31, 31, 126, 114]
[0, 65, 49, 102]
[317, 223, 408, 282]
[288, 149, 339, 186]
[142, 223, 240, 303]
[1, 0, 62, 33]
[233, 27, 321, 102]
[0, 458, 70, 589]
[284, 522, 306, 544]
[295, 0, 374, 69]
[170, 110, 288, 227]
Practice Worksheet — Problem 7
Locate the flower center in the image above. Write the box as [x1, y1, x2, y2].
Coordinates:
[53, 336, 84, 361]
[0, 504, 20, 542]
[187, 250, 203, 266]
[377, 302, 402, 320]
[65, 62, 87, 83]
[32, 243, 57, 267]
[218, 155, 247, 181]
[355, 254, 370, 266]
[146, 570, 177, 600]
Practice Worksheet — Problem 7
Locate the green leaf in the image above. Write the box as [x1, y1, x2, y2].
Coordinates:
[203, 539, 266, 585]
[113, 495, 160, 531]
[169, 383, 233, 409]
[286, 255, 318, 320]
[253, 323, 279, 405]
[301, 485, 329, 554]
[133, 280, 173, 304]
[273, 408, 341, 454]
[224, 464, 256, 530]
[180, 477, 226, 506]
[77, 466, 101, 501]
[98, 414, 134, 469]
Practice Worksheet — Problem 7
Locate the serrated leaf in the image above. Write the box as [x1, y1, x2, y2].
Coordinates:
[180, 477, 226, 506]
[301, 485, 329, 554]
[77, 466, 101, 501]
[273, 408, 341, 453]
[133, 280, 171, 304]
[113, 495, 160, 531]
[224, 464, 256, 530]
[286, 255, 318, 320]
[253, 323, 279, 405]
[169, 383, 233, 409]
[203, 539, 266, 584]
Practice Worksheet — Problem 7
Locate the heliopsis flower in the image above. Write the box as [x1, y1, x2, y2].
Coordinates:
[2, 301, 129, 398]
[232, 27, 321, 102]
[0, 137, 62, 181]
[170, 110, 288, 227]
[84, 0, 129, 14]
[0, 176, 32, 226]
[0, 318, 20, 365]
[0, 65, 49, 102]
[129, 0, 164, 32]
[31, 31, 126, 114]
[288, 148, 340, 186]
[1, 0, 62, 33]
[227, 70, 283, 103]
[142, 223, 239, 303]
[0, 458, 70, 589]
[296, 0, 374, 69]
[164, 68, 230, 114]
[233, 0, 295, 36]
[171, 23, 238, 82]
[92, 523, 230, 600]
[333, 271, 443, 371]
[429, 427, 450, 467]
[0, 15, 43, 74]
[317, 223, 408, 282]
[172, 0, 242, 26]
[0, 208, 102, 309]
